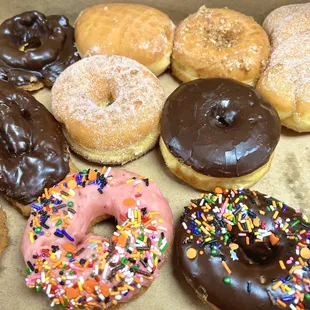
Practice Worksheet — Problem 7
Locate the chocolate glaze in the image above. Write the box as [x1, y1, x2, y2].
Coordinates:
[0, 80, 69, 204]
[176, 189, 310, 309]
[161, 78, 281, 177]
[0, 11, 79, 87]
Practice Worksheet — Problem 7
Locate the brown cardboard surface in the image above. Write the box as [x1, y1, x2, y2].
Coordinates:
[0, 0, 310, 309]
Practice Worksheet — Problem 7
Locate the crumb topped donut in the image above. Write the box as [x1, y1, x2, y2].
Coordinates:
[75, 3, 175, 76]
[176, 188, 310, 309]
[22, 167, 173, 309]
[172, 6, 270, 85]
[0, 11, 80, 91]
[52, 55, 165, 165]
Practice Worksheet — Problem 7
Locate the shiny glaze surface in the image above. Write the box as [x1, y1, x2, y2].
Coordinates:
[0, 11, 79, 87]
[176, 189, 310, 309]
[0, 80, 69, 204]
[161, 78, 281, 177]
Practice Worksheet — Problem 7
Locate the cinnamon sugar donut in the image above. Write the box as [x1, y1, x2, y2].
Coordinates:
[52, 55, 165, 165]
[172, 6, 270, 85]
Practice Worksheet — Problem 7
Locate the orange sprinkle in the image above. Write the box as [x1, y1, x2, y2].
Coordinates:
[276, 298, 287, 308]
[58, 295, 65, 306]
[123, 198, 136, 206]
[88, 169, 97, 181]
[62, 244, 77, 253]
[186, 248, 197, 259]
[65, 287, 80, 300]
[269, 233, 280, 246]
[214, 187, 223, 194]
[221, 261, 232, 275]
[67, 178, 77, 189]
[272, 280, 282, 290]
[246, 237, 250, 245]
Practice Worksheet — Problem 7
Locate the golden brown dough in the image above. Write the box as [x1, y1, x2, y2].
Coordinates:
[171, 6, 270, 85]
[0, 207, 8, 258]
[75, 3, 175, 76]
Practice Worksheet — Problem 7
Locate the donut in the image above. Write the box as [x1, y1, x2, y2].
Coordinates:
[74, 3, 175, 76]
[176, 188, 310, 309]
[160, 78, 281, 191]
[0, 207, 8, 259]
[171, 6, 270, 85]
[256, 3, 310, 132]
[22, 167, 173, 309]
[0, 80, 70, 216]
[52, 55, 165, 165]
[0, 11, 80, 91]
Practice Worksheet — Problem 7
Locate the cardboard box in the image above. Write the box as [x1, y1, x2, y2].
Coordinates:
[0, 1, 309, 309]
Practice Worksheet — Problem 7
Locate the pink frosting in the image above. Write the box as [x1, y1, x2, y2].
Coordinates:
[21, 168, 173, 309]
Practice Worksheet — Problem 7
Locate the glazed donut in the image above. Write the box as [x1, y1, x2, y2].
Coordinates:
[0, 207, 8, 259]
[22, 167, 173, 309]
[176, 188, 310, 309]
[160, 78, 281, 191]
[256, 3, 310, 132]
[171, 6, 270, 85]
[74, 3, 175, 76]
[0, 11, 80, 91]
[52, 55, 165, 165]
[0, 80, 70, 216]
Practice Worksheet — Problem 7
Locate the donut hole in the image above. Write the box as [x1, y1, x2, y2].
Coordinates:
[92, 217, 116, 238]
[18, 38, 42, 52]
[88, 79, 117, 108]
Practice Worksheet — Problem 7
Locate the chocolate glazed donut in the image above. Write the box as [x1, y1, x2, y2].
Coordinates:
[176, 189, 310, 309]
[0, 80, 70, 215]
[160, 78, 281, 190]
[0, 11, 80, 91]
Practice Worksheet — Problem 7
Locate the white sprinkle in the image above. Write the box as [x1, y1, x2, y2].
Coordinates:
[158, 226, 167, 231]
[104, 167, 111, 177]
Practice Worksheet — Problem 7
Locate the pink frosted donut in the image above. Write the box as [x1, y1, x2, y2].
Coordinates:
[21, 167, 173, 309]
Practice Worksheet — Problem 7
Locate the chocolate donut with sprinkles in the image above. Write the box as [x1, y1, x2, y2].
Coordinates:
[21, 167, 173, 309]
[176, 188, 310, 309]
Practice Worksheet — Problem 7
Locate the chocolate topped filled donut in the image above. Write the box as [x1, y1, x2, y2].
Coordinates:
[0, 80, 70, 215]
[0, 11, 79, 91]
[176, 189, 310, 310]
[160, 78, 281, 190]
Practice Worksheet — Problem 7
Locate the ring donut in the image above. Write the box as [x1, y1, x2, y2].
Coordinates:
[22, 167, 173, 309]
[176, 188, 310, 309]
[0, 11, 80, 91]
[0, 80, 70, 216]
[171, 6, 270, 85]
[51, 55, 165, 165]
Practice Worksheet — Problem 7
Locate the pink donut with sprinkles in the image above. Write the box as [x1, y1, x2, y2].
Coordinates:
[21, 167, 173, 309]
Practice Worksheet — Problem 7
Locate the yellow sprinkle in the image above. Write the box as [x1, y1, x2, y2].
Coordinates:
[88, 239, 102, 243]
[112, 300, 118, 306]
[68, 189, 75, 196]
[201, 214, 207, 222]
[191, 203, 198, 208]
[52, 260, 63, 269]
[235, 198, 240, 203]
[134, 210, 137, 219]
[61, 195, 68, 200]
[195, 219, 202, 225]
[150, 249, 161, 256]
[154, 256, 158, 266]
[289, 266, 302, 274]
[158, 218, 163, 223]
[126, 179, 134, 184]
[200, 226, 210, 236]
[300, 230, 306, 235]
[279, 260, 286, 270]
[110, 291, 120, 296]
[246, 220, 252, 233]
[273, 211, 279, 219]
[150, 212, 160, 215]
[125, 284, 135, 291]
[284, 285, 291, 292]
[259, 210, 265, 215]
[29, 232, 35, 244]
[272, 200, 277, 208]
[204, 237, 212, 242]
[282, 223, 289, 231]
[272, 280, 283, 290]
[116, 225, 123, 231]
[138, 211, 141, 223]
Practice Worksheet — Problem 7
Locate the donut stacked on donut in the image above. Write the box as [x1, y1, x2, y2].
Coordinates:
[22, 167, 173, 309]
[0, 11, 80, 91]
[52, 55, 165, 165]
[74, 3, 175, 76]
[176, 188, 310, 309]
[0, 80, 70, 216]
[160, 78, 281, 191]
[257, 3, 310, 132]
[172, 6, 270, 85]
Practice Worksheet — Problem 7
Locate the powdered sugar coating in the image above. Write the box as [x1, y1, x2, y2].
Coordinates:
[51, 55, 165, 153]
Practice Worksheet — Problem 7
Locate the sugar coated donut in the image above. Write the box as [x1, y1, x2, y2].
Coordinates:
[0, 207, 8, 259]
[176, 188, 310, 309]
[257, 3, 310, 132]
[0, 80, 70, 217]
[172, 6, 270, 85]
[52, 55, 165, 165]
[75, 3, 175, 76]
[22, 167, 173, 309]
[160, 78, 281, 191]
[0, 11, 80, 91]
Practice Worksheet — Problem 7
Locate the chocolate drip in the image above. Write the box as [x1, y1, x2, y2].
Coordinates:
[161, 78, 281, 177]
[0, 11, 80, 87]
[0, 80, 69, 204]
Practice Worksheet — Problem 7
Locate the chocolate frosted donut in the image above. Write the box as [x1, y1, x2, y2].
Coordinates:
[0, 11, 79, 91]
[0, 80, 70, 213]
[176, 189, 310, 309]
[160, 78, 281, 190]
